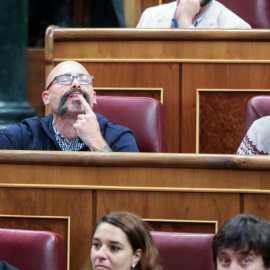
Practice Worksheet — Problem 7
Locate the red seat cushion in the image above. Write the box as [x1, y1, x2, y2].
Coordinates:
[0, 229, 67, 270]
[151, 231, 215, 270]
[94, 96, 167, 152]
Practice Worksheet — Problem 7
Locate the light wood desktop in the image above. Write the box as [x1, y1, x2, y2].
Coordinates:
[0, 151, 270, 269]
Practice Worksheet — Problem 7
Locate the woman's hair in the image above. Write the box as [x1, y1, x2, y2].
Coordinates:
[93, 211, 163, 270]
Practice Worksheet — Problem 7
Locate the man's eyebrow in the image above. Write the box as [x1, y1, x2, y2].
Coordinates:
[217, 251, 228, 256]
[239, 250, 255, 256]
[60, 73, 72, 76]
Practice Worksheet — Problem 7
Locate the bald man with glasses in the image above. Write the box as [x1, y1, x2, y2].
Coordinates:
[0, 61, 138, 152]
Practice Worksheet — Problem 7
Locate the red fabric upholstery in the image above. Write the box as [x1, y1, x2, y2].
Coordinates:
[0, 228, 67, 270]
[240, 95, 270, 141]
[151, 231, 215, 270]
[94, 96, 167, 152]
[218, 0, 270, 28]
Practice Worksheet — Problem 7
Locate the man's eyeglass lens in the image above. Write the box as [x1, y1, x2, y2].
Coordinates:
[57, 75, 94, 85]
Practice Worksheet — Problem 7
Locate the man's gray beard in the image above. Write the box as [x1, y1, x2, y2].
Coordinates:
[200, 0, 212, 7]
[57, 89, 91, 115]
[58, 100, 82, 115]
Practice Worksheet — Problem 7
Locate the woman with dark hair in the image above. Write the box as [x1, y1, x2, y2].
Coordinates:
[90, 211, 163, 270]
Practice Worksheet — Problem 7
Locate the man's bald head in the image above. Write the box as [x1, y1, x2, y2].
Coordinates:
[46, 61, 90, 89]
[43, 60, 96, 114]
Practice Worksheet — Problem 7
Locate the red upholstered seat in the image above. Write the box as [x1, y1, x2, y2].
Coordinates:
[151, 231, 215, 270]
[218, 0, 270, 28]
[240, 95, 270, 141]
[0, 228, 67, 270]
[94, 96, 167, 152]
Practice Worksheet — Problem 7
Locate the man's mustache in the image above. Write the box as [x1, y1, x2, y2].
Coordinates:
[57, 88, 91, 115]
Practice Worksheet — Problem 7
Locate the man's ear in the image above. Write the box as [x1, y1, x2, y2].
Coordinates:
[132, 249, 142, 268]
[42, 91, 50, 105]
[93, 91, 97, 105]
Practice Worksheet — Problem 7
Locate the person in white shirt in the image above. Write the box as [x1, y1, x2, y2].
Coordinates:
[137, 0, 251, 29]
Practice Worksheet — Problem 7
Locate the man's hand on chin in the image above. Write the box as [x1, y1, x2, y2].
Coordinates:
[73, 95, 112, 152]
[176, 0, 201, 28]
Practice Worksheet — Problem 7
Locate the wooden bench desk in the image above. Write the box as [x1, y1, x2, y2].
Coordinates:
[0, 151, 270, 269]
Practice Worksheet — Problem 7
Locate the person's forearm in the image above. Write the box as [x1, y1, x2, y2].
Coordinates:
[92, 144, 112, 152]
[88, 137, 112, 152]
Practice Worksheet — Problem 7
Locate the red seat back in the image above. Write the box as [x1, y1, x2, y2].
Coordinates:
[94, 96, 167, 152]
[151, 231, 215, 270]
[0, 228, 67, 270]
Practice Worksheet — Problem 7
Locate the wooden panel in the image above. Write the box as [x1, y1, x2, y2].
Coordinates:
[147, 220, 217, 234]
[244, 194, 270, 222]
[53, 40, 270, 62]
[95, 191, 239, 231]
[1, 151, 270, 190]
[94, 88, 162, 102]
[1, 161, 270, 190]
[198, 91, 270, 154]
[182, 63, 270, 153]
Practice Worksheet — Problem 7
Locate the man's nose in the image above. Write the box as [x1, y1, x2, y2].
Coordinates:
[228, 261, 243, 270]
[71, 77, 81, 88]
